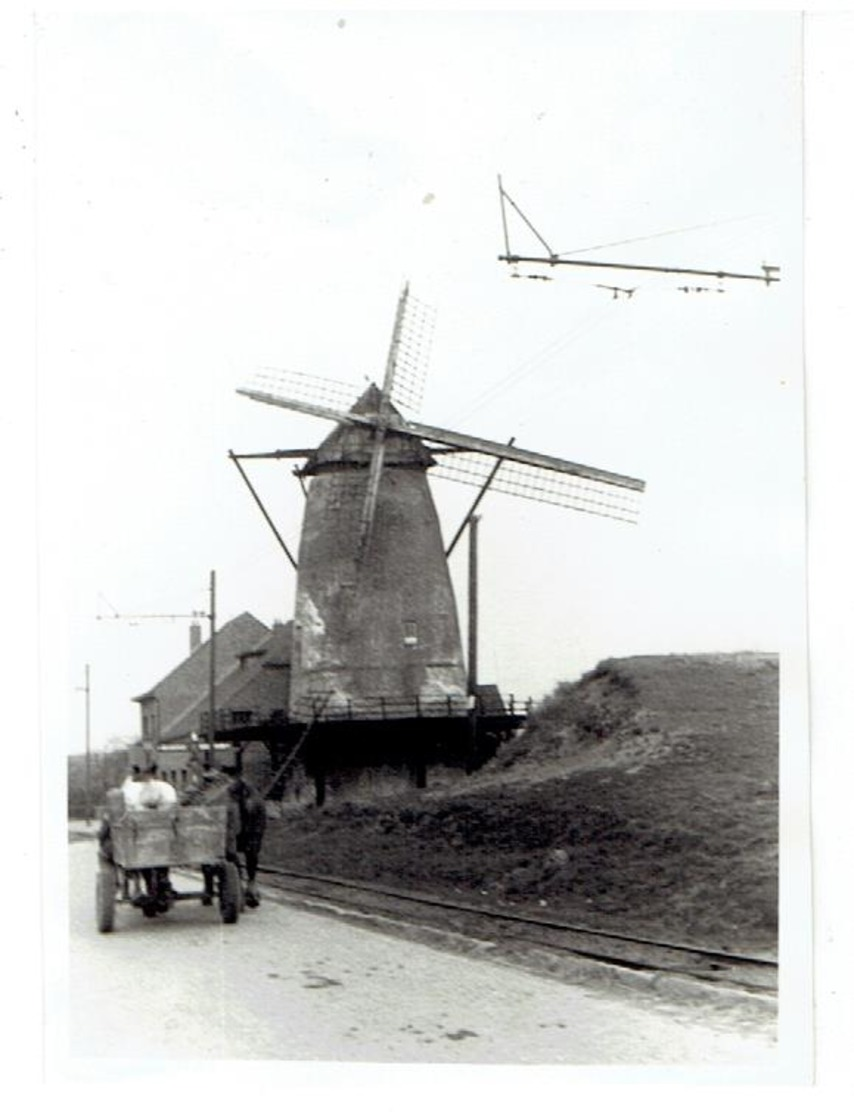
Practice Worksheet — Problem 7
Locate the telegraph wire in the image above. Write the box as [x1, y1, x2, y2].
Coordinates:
[554, 213, 760, 259]
[453, 303, 613, 425]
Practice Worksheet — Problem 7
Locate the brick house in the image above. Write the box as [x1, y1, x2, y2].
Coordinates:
[132, 613, 293, 787]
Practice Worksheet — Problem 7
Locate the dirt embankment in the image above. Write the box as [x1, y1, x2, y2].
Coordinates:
[263, 653, 779, 956]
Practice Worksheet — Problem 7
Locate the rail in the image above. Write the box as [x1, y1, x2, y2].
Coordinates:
[255, 864, 778, 995]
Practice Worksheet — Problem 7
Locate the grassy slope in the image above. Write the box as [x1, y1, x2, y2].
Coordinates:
[263, 653, 779, 955]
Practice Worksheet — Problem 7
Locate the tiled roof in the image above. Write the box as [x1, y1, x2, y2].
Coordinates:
[134, 612, 271, 736]
[158, 621, 293, 741]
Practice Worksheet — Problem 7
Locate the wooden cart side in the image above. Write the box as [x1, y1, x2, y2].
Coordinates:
[111, 804, 229, 869]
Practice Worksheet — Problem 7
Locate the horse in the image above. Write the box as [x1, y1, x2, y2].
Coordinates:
[191, 769, 268, 908]
[225, 774, 267, 907]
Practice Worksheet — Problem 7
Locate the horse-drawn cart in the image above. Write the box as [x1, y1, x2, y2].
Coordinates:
[96, 803, 241, 932]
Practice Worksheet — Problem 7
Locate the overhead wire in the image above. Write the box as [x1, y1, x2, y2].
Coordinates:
[451, 302, 614, 426]
[554, 213, 761, 258]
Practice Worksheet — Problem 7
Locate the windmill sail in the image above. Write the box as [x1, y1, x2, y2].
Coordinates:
[250, 367, 368, 415]
[237, 386, 645, 524]
[356, 284, 409, 555]
[430, 450, 642, 523]
[384, 286, 435, 416]
[246, 284, 436, 556]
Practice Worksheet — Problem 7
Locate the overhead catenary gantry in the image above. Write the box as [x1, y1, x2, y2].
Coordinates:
[96, 573, 221, 766]
[497, 176, 781, 290]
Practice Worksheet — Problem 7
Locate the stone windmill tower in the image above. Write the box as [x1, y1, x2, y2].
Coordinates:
[234, 285, 644, 799]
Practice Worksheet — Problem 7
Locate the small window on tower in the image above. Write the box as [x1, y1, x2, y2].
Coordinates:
[403, 620, 418, 647]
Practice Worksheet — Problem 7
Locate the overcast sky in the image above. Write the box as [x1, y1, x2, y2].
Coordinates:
[30, 10, 803, 754]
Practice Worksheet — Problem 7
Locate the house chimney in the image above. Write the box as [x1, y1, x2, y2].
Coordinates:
[189, 621, 202, 654]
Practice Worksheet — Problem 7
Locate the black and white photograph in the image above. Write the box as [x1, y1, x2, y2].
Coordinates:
[8, 3, 841, 1095]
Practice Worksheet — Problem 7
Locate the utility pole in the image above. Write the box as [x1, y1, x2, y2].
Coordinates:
[207, 569, 217, 769]
[77, 664, 92, 825]
[468, 516, 479, 697]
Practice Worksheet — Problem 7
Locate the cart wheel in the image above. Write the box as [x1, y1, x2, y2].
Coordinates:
[219, 862, 240, 925]
[96, 865, 116, 934]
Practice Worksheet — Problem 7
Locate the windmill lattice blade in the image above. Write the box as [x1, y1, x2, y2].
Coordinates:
[249, 367, 365, 415]
[389, 291, 435, 416]
[432, 452, 643, 523]
[398, 415, 645, 492]
[238, 385, 365, 429]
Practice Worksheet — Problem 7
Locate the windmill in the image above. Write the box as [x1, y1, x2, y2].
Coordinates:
[232, 284, 645, 801]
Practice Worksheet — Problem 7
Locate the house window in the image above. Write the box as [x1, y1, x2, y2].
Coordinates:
[141, 702, 159, 743]
[403, 620, 418, 647]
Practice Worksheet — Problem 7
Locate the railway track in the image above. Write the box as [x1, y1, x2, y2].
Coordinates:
[257, 864, 777, 995]
[72, 825, 774, 995]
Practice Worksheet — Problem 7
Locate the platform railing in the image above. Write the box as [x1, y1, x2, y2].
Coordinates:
[198, 694, 533, 732]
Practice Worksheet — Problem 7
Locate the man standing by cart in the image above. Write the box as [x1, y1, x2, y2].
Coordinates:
[99, 761, 178, 913]
[221, 764, 267, 908]
[134, 763, 178, 811]
[133, 763, 178, 909]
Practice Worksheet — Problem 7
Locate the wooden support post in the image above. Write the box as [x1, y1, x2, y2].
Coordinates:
[466, 698, 479, 776]
[414, 759, 427, 790]
[445, 442, 514, 559]
[314, 771, 326, 808]
[228, 452, 299, 569]
[468, 515, 479, 697]
[412, 727, 427, 790]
